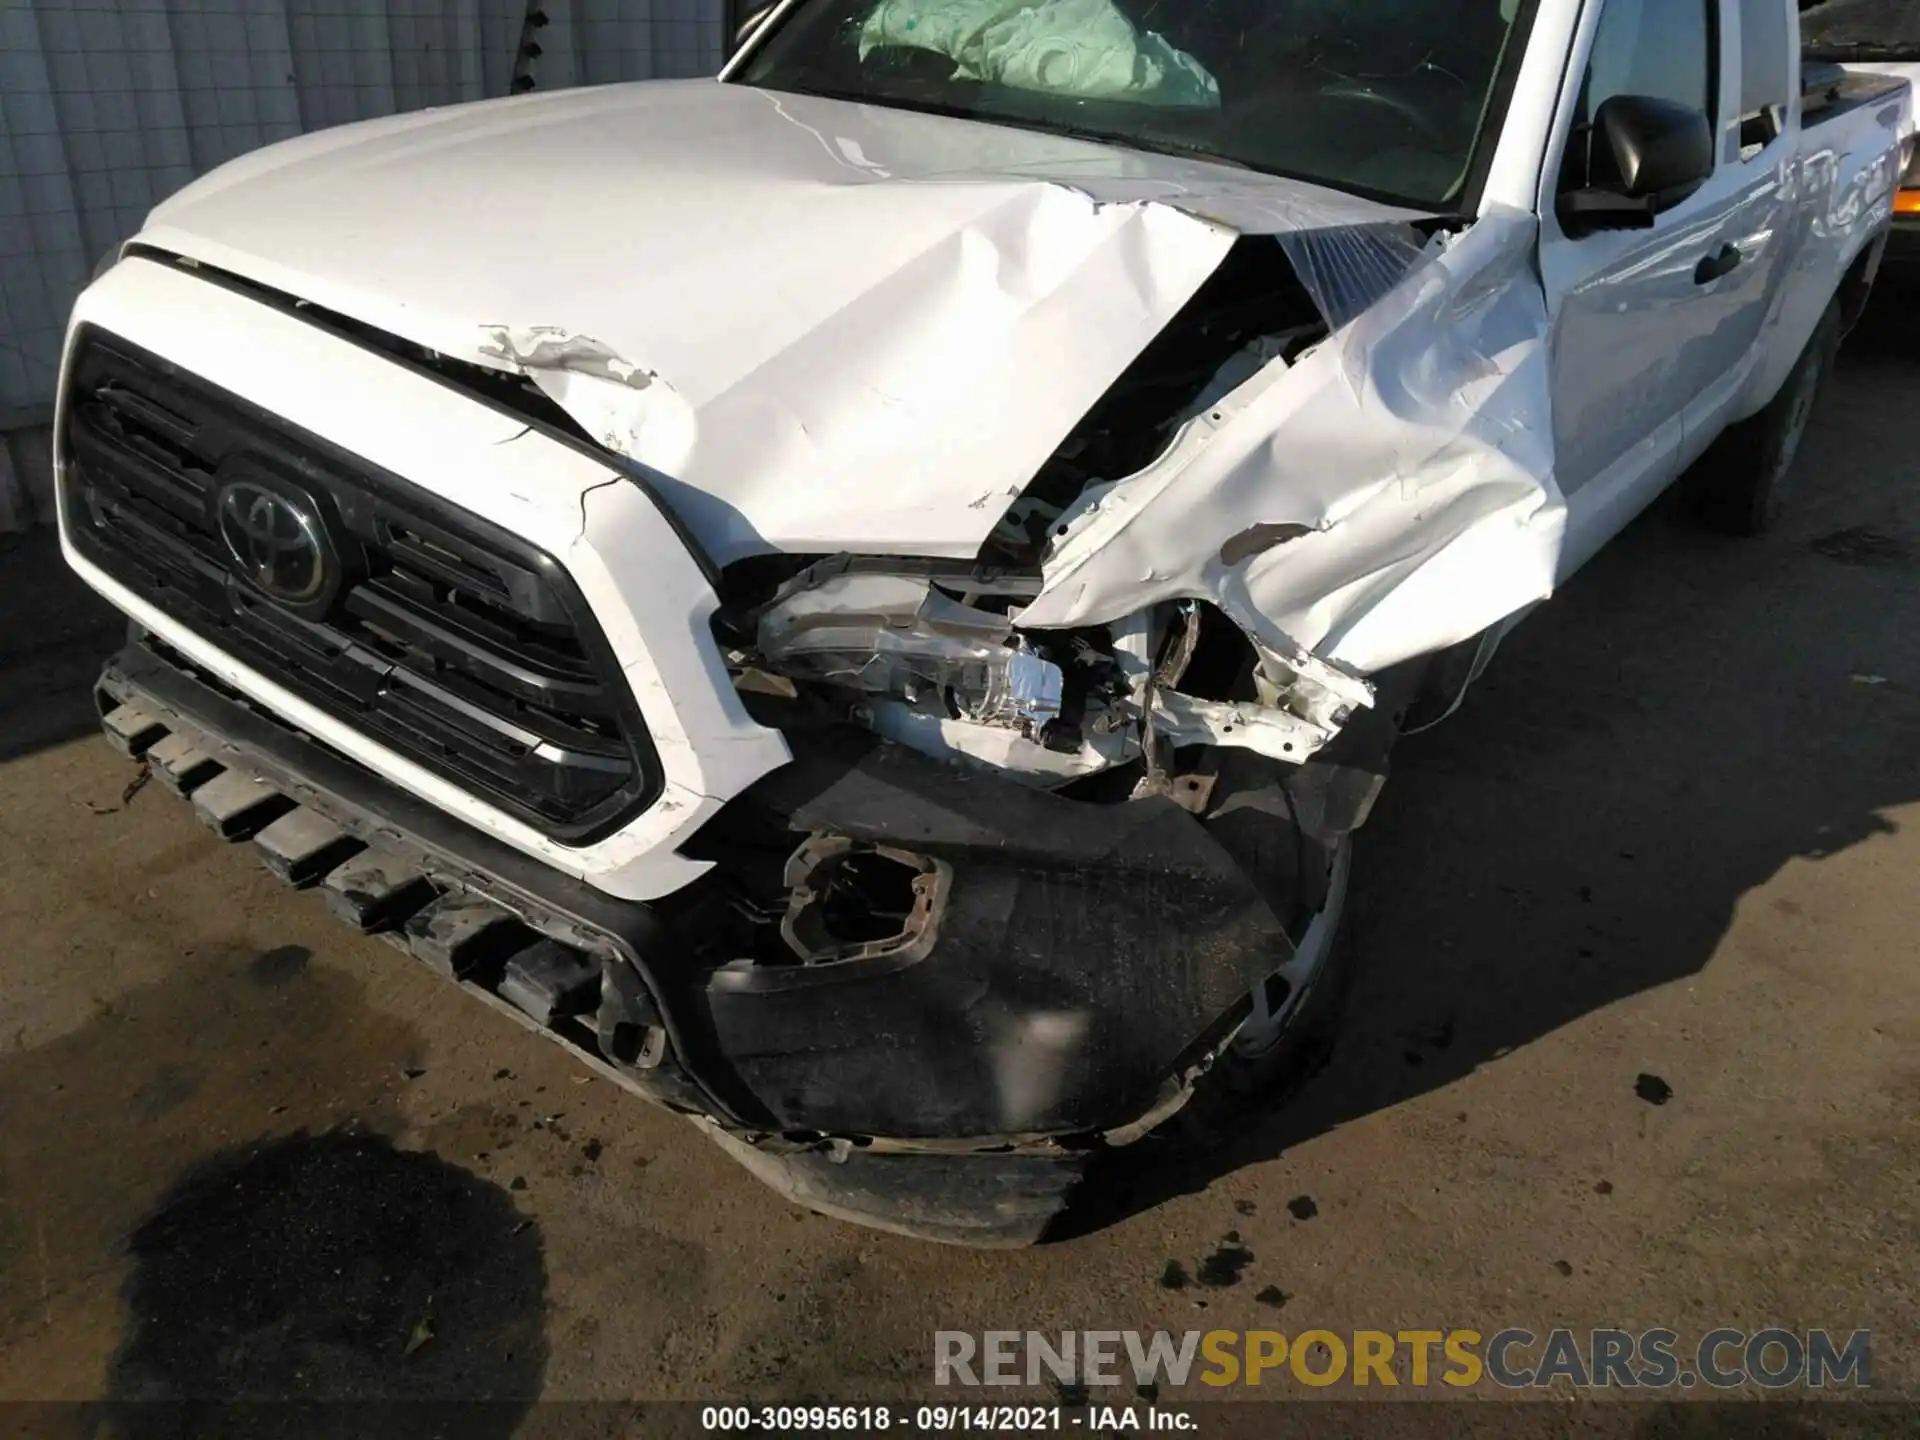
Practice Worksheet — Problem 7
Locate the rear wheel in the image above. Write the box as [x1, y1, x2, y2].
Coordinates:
[1689, 300, 1842, 535]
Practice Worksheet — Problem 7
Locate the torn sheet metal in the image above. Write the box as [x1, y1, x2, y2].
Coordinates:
[1148, 688, 1336, 765]
[138, 79, 1431, 567]
[1016, 209, 1567, 679]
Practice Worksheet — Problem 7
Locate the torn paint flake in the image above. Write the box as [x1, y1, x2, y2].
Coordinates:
[480, 325, 657, 389]
[1218, 521, 1316, 566]
[478, 324, 705, 468]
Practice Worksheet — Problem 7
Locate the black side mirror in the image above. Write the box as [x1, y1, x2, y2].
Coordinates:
[1559, 94, 1715, 236]
[732, 2, 776, 56]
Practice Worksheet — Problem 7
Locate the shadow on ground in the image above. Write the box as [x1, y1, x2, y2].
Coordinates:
[0, 943, 549, 1434]
[1059, 271, 1920, 1236]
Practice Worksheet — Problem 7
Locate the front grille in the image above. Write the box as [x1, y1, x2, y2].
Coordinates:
[59, 326, 660, 842]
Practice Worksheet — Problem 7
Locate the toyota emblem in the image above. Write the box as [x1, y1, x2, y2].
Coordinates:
[216, 481, 331, 605]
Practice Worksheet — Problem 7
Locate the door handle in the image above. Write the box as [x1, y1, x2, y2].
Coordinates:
[1694, 243, 1742, 285]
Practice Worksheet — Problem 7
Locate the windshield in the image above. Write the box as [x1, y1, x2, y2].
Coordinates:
[733, 0, 1534, 208]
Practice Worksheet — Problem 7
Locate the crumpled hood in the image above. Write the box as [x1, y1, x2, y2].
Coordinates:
[142, 79, 1422, 564]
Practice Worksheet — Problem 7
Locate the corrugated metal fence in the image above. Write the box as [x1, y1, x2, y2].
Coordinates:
[0, 0, 727, 423]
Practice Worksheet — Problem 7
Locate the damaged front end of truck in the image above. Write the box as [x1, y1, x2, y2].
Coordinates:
[557, 205, 1566, 1242]
[68, 106, 1566, 1239]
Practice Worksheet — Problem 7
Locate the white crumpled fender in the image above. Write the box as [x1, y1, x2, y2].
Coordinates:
[1016, 207, 1567, 681]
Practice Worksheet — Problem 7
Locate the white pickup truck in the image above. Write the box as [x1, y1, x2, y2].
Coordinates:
[57, 0, 1908, 1243]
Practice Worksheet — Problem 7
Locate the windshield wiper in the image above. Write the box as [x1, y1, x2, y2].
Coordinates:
[770, 80, 990, 125]
[1034, 120, 1256, 171]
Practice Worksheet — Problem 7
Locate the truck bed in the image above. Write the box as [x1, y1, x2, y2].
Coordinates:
[1802, 62, 1911, 127]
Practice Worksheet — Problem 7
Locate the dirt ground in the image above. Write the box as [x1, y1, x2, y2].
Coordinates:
[1, 284, 1917, 1432]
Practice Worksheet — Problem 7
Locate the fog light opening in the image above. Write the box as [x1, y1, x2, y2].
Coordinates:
[779, 836, 951, 965]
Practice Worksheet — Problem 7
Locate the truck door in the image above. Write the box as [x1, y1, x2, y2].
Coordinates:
[1674, 0, 1798, 470]
[1539, 0, 1786, 576]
